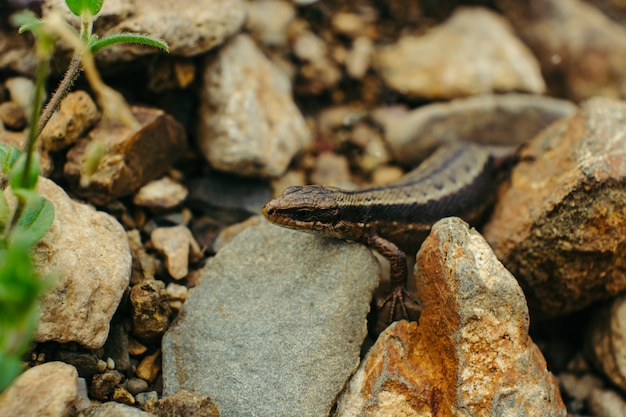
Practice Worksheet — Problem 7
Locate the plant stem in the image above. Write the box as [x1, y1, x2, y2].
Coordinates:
[7, 46, 50, 239]
[35, 53, 82, 139]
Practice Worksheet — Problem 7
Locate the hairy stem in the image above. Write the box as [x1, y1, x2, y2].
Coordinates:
[34, 53, 82, 139]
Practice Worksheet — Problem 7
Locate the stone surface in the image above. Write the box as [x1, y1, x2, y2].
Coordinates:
[335, 217, 566, 417]
[82, 401, 156, 417]
[0, 24, 37, 75]
[104, 323, 131, 373]
[127, 377, 149, 396]
[89, 370, 124, 401]
[483, 97, 626, 318]
[65, 105, 186, 205]
[588, 388, 626, 417]
[162, 219, 379, 417]
[246, 0, 296, 47]
[142, 390, 219, 417]
[373, 7, 545, 99]
[56, 351, 102, 378]
[151, 225, 202, 280]
[136, 350, 162, 383]
[0, 100, 27, 130]
[374, 93, 576, 166]
[43, 0, 246, 62]
[0, 362, 78, 417]
[12, 178, 132, 349]
[197, 34, 311, 178]
[585, 293, 626, 391]
[497, 0, 626, 101]
[40, 90, 100, 151]
[4, 77, 35, 117]
[133, 177, 188, 211]
[130, 279, 171, 344]
[187, 172, 272, 225]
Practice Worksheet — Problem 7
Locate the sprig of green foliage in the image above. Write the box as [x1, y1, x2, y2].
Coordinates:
[0, 0, 168, 392]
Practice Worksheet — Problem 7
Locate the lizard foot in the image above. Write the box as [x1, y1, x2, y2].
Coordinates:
[377, 285, 421, 325]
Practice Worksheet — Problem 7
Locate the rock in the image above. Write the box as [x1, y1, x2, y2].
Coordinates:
[345, 36, 373, 79]
[0, 362, 78, 417]
[12, 178, 132, 349]
[127, 377, 149, 396]
[89, 370, 124, 400]
[133, 177, 188, 212]
[292, 29, 342, 95]
[558, 372, 604, 409]
[197, 34, 311, 178]
[588, 388, 626, 417]
[373, 7, 545, 99]
[335, 217, 566, 417]
[0, 25, 37, 75]
[309, 152, 352, 188]
[113, 387, 136, 405]
[56, 351, 102, 378]
[373, 93, 576, 166]
[162, 219, 378, 417]
[4, 77, 35, 116]
[130, 279, 171, 344]
[483, 97, 626, 318]
[40, 90, 100, 151]
[104, 323, 131, 374]
[151, 225, 202, 279]
[65, 105, 186, 205]
[585, 293, 626, 391]
[212, 215, 264, 253]
[128, 229, 158, 284]
[129, 336, 149, 357]
[187, 172, 272, 224]
[497, 0, 626, 101]
[246, 0, 296, 47]
[136, 350, 162, 384]
[331, 12, 371, 38]
[82, 401, 156, 417]
[43, 0, 246, 63]
[0, 101, 27, 130]
[142, 390, 219, 417]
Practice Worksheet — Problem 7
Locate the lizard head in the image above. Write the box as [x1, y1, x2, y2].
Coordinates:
[262, 185, 342, 237]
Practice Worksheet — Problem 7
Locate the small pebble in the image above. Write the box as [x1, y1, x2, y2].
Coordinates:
[0, 101, 27, 130]
[135, 391, 159, 406]
[166, 283, 188, 302]
[4, 77, 35, 116]
[127, 378, 150, 396]
[136, 350, 162, 383]
[113, 387, 135, 405]
[133, 177, 188, 211]
[128, 337, 148, 356]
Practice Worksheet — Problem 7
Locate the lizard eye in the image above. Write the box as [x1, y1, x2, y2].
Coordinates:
[292, 208, 315, 222]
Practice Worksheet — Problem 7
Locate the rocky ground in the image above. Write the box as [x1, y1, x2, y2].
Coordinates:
[0, 0, 625, 416]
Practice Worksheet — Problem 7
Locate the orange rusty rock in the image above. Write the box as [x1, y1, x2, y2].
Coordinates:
[335, 218, 566, 417]
[484, 97, 626, 318]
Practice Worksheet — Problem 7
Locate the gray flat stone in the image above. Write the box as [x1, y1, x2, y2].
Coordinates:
[162, 218, 379, 417]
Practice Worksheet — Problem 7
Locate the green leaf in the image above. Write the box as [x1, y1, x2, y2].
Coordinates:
[11, 194, 54, 248]
[0, 354, 22, 393]
[0, 192, 10, 232]
[10, 10, 41, 32]
[65, 0, 103, 17]
[89, 33, 169, 55]
[9, 154, 40, 192]
[0, 145, 22, 174]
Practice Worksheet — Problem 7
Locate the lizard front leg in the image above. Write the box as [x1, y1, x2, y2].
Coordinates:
[364, 234, 421, 324]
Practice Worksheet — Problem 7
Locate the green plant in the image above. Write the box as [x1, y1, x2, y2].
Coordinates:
[0, 0, 168, 392]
